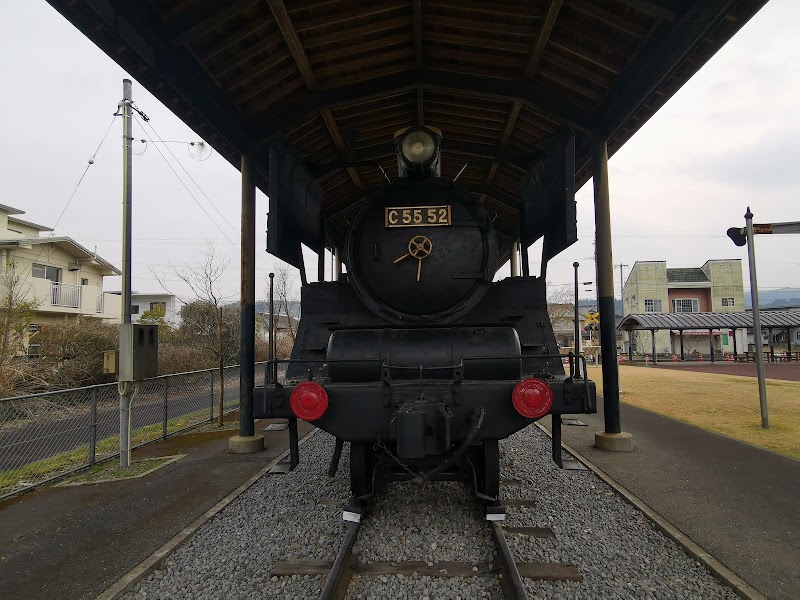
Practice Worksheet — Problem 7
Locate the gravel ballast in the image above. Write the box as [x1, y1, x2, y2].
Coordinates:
[126, 425, 738, 599]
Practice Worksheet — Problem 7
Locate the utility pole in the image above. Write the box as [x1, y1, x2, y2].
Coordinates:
[616, 263, 628, 352]
[119, 79, 134, 467]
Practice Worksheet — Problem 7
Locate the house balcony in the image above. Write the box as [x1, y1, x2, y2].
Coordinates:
[26, 278, 121, 321]
[51, 282, 81, 308]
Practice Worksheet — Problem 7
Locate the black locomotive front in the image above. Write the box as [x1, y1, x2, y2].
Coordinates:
[255, 126, 596, 507]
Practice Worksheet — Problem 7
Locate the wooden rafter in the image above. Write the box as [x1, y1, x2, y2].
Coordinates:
[567, 0, 650, 38]
[267, 0, 363, 191]
[523, 0, 564, 80]
[413, 0, 424, 125]
[616, 0, 682, 21]
[320, 109, 362, 189]
[481, 98, 522, 205]
[266, 0, 319, 91]
[166, 0, 257, 44]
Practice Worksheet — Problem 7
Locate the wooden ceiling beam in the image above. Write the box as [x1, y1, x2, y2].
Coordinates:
[165, 0, 257, 44]
[483, 99, 522, 192]
[592, 0, 739, 138]
[320, 109, 362, 189]
[311, 137, 539, 173]
[266, 0, 319, 91]
[615, 0, 688, 21]
[302, 16, 412, 50]
[267, 0, 365, 194]
[255, 69, 591, 144]
[523, 0, 564, 80]
[566, 0, 650, 38]
[202, 20, 269, 61]
[413, 0, 424, 125]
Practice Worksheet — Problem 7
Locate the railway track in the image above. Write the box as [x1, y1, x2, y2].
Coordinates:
[272, 481, 582, 599]
[125, 429, 743, 599]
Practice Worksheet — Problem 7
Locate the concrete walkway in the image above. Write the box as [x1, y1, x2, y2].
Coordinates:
[0, 415, 313, 600]
[545, 402, 800, 600]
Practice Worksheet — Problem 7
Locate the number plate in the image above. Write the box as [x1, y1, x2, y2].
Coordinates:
[385, 205, 452, 228]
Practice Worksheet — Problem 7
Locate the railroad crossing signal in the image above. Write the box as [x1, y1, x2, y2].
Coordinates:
[585, 311, 599, 325]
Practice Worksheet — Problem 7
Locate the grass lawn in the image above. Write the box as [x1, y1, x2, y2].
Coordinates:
[586, 365, 800, 460]
[60, 455, 179, 485]
[0, 407, 216, 497]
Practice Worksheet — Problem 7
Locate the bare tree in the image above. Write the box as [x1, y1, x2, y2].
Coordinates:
[546, 282, 577, 348]
[151, 245, 238, 426]
[274, 264, 296, 341]
[0, 262, 39, 395]
[259, 263, 299, 362]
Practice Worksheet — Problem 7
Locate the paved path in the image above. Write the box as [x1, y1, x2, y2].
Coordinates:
[545, 402, 800, 600]
[629, 361, 800, 381]
[0, 414, 313, 600]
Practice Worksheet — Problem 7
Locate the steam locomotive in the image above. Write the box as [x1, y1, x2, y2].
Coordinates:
[255, 126, 596, 512]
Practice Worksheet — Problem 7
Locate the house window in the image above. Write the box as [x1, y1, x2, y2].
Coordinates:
[150, 301, 167, 314]
[32, 263, 60, 282]
[28, 324, 43, 334]
[644, 299, 662, 313]
[131, 305, 140, 315]
[81, 278, 89, 286]
[721, 297, 735, 307]
[672, 299, 699, 313]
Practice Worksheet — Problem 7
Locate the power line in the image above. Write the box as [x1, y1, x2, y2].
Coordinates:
[21, 114, 118, 297]
[132, 113, 238, 249]
[136, 116, 238, 237]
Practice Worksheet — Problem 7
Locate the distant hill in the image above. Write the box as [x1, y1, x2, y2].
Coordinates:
[743, 288, 800, 309]
[255, 299, 301, 318]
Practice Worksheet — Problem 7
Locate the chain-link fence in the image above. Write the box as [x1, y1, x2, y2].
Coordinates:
[0, 363, 266, 501]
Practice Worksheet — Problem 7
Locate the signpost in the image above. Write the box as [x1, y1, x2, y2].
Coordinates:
[726, 210, 800, 429]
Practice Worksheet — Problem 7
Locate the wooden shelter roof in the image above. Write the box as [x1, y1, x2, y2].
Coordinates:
[46, 0, 768, 250]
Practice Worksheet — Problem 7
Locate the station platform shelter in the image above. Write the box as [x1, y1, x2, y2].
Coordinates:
[619, 310, 800, 363]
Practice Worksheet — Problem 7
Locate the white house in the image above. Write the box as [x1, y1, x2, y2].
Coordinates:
[131, 292, 181, 326]
[0, 204, 121, 336]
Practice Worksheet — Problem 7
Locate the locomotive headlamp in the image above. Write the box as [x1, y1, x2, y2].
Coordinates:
[394, 126, 442, 178]
[401, 129, 436, 164]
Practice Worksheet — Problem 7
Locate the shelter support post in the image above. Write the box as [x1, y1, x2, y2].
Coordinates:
[628, 334, 633, 362]
[573, 262, 581, 378]
[230, 151, 263, 454]
[679, 330, 685, 361]
[710, 329, 715, 363]
[787, 328, 792, 355]
[333, 247, 343, 281]
[732, 329, 738, 358]
[591, 134, 631, 451]
[651, 330, 656, 364]
[768, 328, 774, 363]
[319, 237, 326, 283]
[511, 241, 520, 277]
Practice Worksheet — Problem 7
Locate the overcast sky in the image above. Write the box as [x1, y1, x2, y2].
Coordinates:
[0, 1, 798, 304]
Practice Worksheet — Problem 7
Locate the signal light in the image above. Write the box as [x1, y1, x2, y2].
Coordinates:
[512, 378, 553, 419]
[290, 381, 329, 421]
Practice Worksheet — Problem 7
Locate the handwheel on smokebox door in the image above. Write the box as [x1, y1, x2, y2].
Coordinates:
[393, 235, 433, 282]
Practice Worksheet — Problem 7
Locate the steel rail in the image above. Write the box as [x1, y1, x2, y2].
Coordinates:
[490, 520, 529, 599]
[319, 520, 360, 600]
